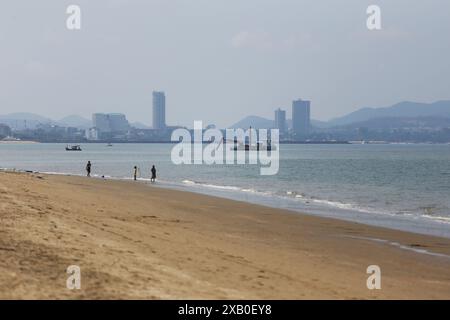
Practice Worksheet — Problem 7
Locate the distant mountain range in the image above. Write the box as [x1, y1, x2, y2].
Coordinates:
[230, 115, 326, 129]
[58, 115, 92, 129]
[328, 100, 450, 126]
[0, 113, 53, 130]
[0, 112, 157, 131]
[230, 100, 450, 130]
[0, 113, 92, 130]
[337, 116, 450, 130]
[230, 116, 273, 129]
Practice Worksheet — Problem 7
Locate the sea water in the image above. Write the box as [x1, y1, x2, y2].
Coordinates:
[1, 143, 449, 238]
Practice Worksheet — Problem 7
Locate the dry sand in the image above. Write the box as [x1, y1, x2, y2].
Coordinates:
[0, 171, 449, 299]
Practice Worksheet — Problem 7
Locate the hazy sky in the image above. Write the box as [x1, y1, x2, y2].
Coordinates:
[1, 0, 449, 127]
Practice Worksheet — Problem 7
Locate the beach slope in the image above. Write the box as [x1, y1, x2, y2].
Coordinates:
[0, 171, 449, 299]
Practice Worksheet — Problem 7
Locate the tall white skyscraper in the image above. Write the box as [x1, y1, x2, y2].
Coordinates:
[152, 91, 166, 130]
[292, 99, 311, 138]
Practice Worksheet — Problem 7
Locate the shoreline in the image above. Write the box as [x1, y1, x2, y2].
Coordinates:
[2, 168, 450, 239]
[0, 171, 449, 299]
[162, 178, 450, 239]
[3, 141, 450, 144]
[0, 140, 39, 144]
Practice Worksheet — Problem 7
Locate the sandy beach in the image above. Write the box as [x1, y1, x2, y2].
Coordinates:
[0, 171, 449, 299]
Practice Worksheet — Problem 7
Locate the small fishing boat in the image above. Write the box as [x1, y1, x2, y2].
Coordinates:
[65, 145, 82, 151]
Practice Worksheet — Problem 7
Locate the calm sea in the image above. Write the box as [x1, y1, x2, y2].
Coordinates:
[1, 143, 449, 238]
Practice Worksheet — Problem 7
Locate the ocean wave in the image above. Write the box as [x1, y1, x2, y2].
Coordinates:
[284, 190, 391, 215]
[180, 180, 270, 198]
[422, 214, 450, 224]
[284, 191, 446, 224]
[183, 181, 450, 226]
[182, 180, 242, 191]
[344, 236, 450, 259]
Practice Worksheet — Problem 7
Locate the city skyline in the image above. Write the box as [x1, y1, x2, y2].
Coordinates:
[88, 94, 311, 133]
[0, 1, 449, 128]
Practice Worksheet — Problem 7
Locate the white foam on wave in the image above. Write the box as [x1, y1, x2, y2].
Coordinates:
[282, 189, 450, 226]
[181, 180, 450, 226]
[285, 190, 393, 216]
[181, 179, 266, 195]
[182, 180, 243, 192]
[422, 214, 450, 224]
[311, 198, 396, 216]
[345, 235, 450, 260]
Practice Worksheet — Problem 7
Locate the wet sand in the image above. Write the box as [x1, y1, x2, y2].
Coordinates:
[0, 171, 449, 299]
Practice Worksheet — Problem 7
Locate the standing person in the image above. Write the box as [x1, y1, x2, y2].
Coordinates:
[86, 161, 92, 177]
[151, 165, 156, 183]
[133, 166, 138, 181]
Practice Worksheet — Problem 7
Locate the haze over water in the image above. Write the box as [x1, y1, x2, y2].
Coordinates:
[1, 143, 449, 238]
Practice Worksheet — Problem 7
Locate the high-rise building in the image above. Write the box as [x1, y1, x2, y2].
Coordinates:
[153, 91, 166, 130]
[92, 113, 129, 134]
[92, 113, 111, 133]
[292, 99, 311, 138]
[274, 108, 286, 134]
[0, 124, 12, 138]
[108, 113, 129, 132]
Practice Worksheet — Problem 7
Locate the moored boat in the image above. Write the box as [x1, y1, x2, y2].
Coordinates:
[65, 145, 82, 151]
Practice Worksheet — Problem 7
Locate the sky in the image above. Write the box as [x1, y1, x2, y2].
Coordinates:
[0, 0, 449, 128]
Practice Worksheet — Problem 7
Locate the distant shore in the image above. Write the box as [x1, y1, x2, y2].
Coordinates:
[0, 140, 39, 144]
[0, 171, 449, 299]
[3, 140, 450, 144]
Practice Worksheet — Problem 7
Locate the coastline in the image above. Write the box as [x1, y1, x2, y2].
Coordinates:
[161, 178, 450, 239]
[1, 143, 449, 240]
[3, 168, 450, 240]
[0, 171, 449, 299]
[0, 141, 39, 144]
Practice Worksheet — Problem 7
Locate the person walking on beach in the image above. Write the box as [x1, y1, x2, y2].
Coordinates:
[133, 166, 138, 181]
[86, 161, 92, 177]
[151, 165, 156, 183]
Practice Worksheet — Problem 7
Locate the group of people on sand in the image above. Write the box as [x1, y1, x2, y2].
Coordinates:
[85, 161, 157, 182]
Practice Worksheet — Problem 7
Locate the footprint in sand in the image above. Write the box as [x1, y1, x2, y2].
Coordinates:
[0, 184, 17, 211]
